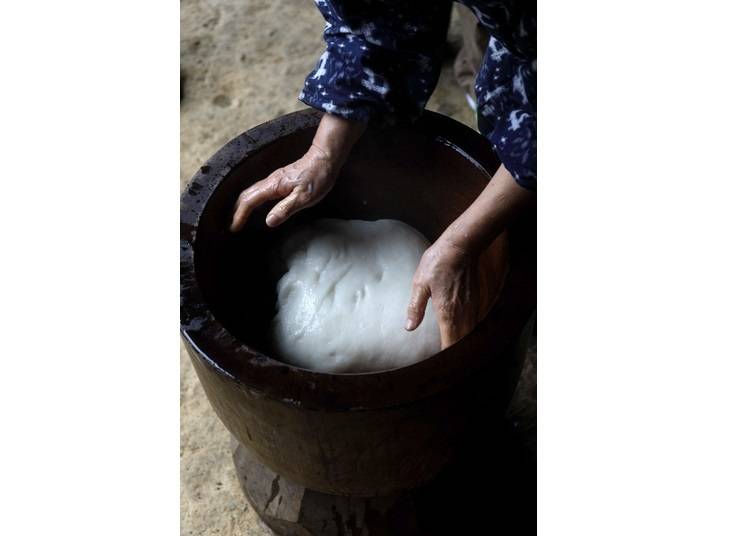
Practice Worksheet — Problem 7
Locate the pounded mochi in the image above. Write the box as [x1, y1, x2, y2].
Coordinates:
[271, 219, 441, 373]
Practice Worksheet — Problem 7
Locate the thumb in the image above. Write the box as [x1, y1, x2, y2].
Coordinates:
[405, 281, 430, 331]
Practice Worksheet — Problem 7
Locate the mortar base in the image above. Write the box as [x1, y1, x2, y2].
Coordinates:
[231, 415, 534, 536]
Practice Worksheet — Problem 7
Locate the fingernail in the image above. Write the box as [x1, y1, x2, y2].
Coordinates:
[266, 214, 279, 227]
[405, 318, 416, 331]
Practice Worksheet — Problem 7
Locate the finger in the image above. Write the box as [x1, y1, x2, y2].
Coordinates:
[432, 292, 473, 350]
[437, 301, 479, 350]
[265, 185, 313, 227]
[405, 282, 430, 331]
[230, 173, 286, 232]
[437, 307, 464, 350]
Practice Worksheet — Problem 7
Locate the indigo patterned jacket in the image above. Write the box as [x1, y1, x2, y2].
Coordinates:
[299, 0, 537, 190]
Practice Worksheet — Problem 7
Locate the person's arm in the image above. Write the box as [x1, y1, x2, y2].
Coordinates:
[405, 164, 533, 348]
[232, 1, 452, 231]
[230, 113, 366, 231]
[405, 26, 537, 348]
[478, 37, 537, 190]
[439, 164, 532, 255]
[299, 1, 452, 124]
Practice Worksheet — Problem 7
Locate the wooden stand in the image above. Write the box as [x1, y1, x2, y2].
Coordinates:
[232, 411, 535, 536]
[232, 438, 420, 536]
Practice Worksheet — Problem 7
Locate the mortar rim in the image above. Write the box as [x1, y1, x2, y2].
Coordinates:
[180, 109, 533, 411]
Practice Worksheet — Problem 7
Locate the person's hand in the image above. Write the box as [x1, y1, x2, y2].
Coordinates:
[230, 112, 367, 232]
[405, 164, 530, 348]
[405, 236, 503, 349]
[230, 145, 337, 231]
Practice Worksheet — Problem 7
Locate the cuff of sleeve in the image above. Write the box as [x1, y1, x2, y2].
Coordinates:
[299, 89, 373, 124]
[509, 170, 536, 191]
[488, 113, 537, 191]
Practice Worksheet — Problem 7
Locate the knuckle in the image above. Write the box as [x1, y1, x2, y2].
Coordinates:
[279, 167, 299, 184]
[272, 178, 285, 195]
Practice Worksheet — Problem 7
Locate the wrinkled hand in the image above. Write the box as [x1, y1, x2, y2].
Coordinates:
[405, 236, 504, 349]
[230, 145, 338, 232]
[405, 238, 481, 349]
[404, 162, 525, 349]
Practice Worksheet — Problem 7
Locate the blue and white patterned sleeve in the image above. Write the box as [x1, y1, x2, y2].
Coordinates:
[300, 0, 452, 124]
[476, 36, 536, 190]
[472, 0, 537, 191]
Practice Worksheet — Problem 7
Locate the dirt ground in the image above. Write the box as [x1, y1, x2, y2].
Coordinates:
[180, 2, 529, 534]
[180, 0, 474, 191]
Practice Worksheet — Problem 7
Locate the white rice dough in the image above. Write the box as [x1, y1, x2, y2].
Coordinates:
[271, 219, 441, 373]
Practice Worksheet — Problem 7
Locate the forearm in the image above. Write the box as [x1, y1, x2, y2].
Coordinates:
[441, 165, 534, 255]
[309, 113, 368, 169]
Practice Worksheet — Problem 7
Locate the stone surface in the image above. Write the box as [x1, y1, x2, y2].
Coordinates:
[181, 1, 533, 535]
